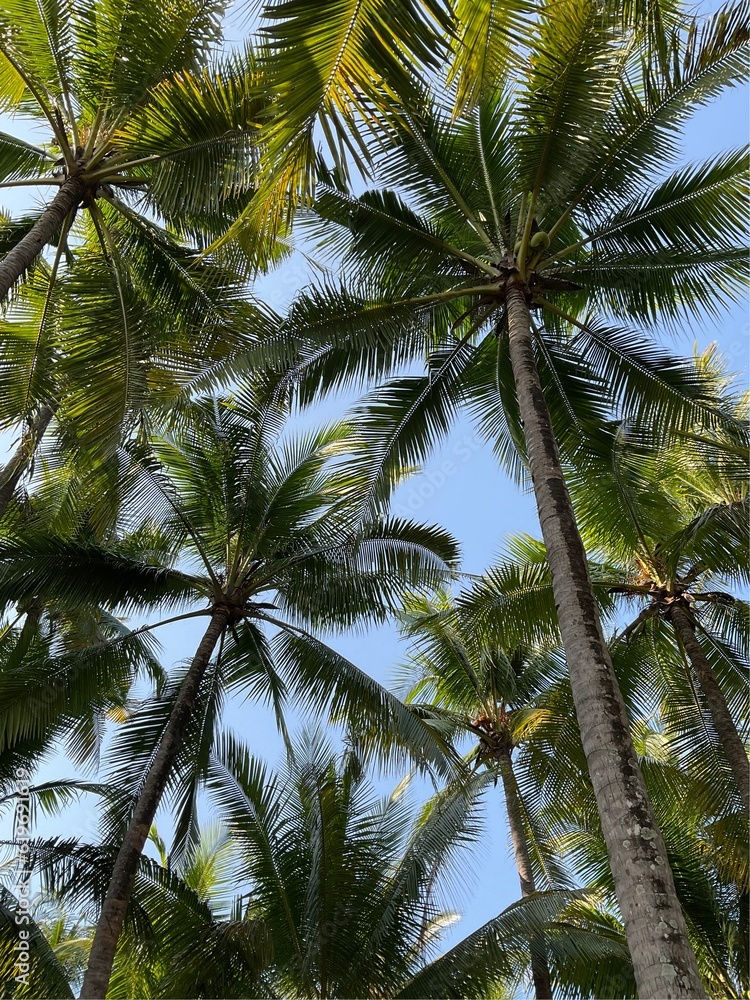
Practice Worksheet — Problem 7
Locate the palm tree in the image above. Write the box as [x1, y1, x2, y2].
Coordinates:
[0, 0, 276, 504]
[0, 0, 266, 304]
[0, 389, 460, 996]
[281, 2, 748, 992]
[568, 422, 749, 812]
[397, 589, 564, 999]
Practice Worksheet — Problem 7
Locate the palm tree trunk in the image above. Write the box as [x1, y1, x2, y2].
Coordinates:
[497, 745, 553, 1000]
[0, 174, 86, 303]
[0, 404, 56, 518]
[668, 602, 749, 813]
[504, 281, 706, 1000]
[79, 606, 229, 999]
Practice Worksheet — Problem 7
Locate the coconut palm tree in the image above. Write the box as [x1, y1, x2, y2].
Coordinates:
[460, 505, 748, 820]
[567, 421, 749, 812]
[0, 0, 267, 304]
[0, 0, 279, 507]
[0, 389, 460, 997]
[397, 589, 566, 999]
[279, 3, 748, 992]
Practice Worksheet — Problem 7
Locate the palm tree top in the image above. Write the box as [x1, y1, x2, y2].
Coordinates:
[0, 0, 261, 236]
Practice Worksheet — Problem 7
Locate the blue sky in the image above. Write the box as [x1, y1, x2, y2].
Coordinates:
[0, 3, 747, 986]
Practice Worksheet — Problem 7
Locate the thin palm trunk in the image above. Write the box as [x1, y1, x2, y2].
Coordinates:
[0, 175, 86, 304]
[669, 602, 750, 813]
[504, 281, 707, 1000]
[79, 607, 229, 999]
[0, 404, 56, 518]
[497, 745, 553, 1000]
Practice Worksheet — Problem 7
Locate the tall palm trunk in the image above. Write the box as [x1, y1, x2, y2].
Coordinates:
[0, 175, 86, 304]
[668, 602, 749, 813]
[0, 404, 56, 518]
[79, 607, 229, 999]
[497, 745, 553, 1000]
[504, 282, 707, 1000]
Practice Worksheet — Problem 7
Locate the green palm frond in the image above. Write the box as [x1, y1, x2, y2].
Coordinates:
[0, 885, 75, 999]
[73, 0, 226, 114]
[557, 0, 750, 216]
[513, 0, 627, 211]
[268, 626, 461, 778]
[216, 0, 453, 262]
[0, 131, 54, 183]
[447, 0, 532, 112]
[0, 528, 197, 615]
[113, 47, 264, 239]
[569, 148, 749, 324]
[399, 890, 636, 1000]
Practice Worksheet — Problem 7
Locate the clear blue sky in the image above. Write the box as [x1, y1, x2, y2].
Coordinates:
[0, 3, 747, 985]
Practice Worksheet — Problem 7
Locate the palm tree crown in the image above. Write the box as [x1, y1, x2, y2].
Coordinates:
[0, 0, 262, 295]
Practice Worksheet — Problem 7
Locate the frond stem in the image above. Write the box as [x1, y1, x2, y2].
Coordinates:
[0, 46, 73, 167]
[0, 178, 62, 188]
[516, 193, 537, 275]
[83, 105, 107, 159]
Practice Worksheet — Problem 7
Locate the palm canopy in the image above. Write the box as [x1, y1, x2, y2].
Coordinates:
[8, 733, 642, 999]
[0, 0, 281, 475]
[396, 589, 560, 766]
[569, 417, 748, 621]
[282, 0, 747, 493]
[0, 389, 462, 785]
[0, 213, 279, 475]
[0, 0, 269, 306]
[396, 588, 578, 1000]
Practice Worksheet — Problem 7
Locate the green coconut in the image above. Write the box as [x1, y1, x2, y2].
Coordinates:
[530, 230, 551, 249]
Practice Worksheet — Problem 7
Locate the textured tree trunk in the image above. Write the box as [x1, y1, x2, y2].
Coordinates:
[669, 602, 749, 813]
[0, 174, 86, 304]
[497, 745, 553, 1000]
[79, 607, 229, 999]
[504, 281, 707, 1000]
[0, 404, 56, 518]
